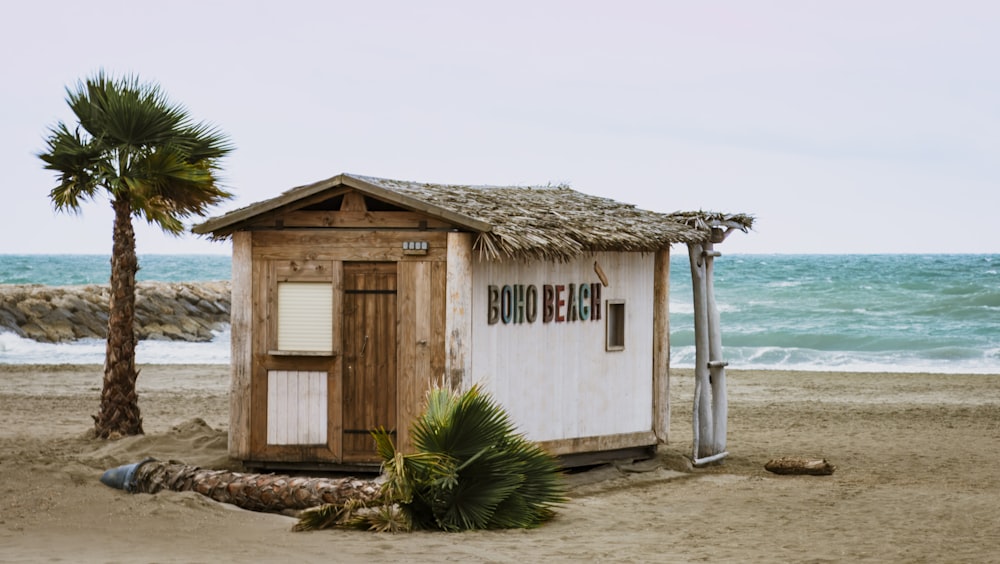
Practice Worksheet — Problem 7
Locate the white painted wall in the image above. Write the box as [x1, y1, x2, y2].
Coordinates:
[470, 252, 654, 442]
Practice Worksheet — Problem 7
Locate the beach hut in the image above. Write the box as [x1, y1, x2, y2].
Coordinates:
[194, 173, 751, 471]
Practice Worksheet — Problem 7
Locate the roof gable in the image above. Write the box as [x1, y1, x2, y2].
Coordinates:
[193, 174, 491, 235]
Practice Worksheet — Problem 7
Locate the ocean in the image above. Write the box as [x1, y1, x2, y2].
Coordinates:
[1, 254, 997, 373]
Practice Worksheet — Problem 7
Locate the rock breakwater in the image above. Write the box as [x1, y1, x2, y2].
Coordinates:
[0, 282, 231, 343]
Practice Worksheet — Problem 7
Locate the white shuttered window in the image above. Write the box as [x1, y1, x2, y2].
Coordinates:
[277, 282, 333, 352]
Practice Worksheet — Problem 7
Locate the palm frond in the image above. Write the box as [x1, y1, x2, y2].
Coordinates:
[179, 123, 235, 162]
[69, 72, 188, 148]
[484, 436, 567, 528]
[292, 498, 371, 532]
[39, 124, 105, 212]
[292, 503, 350, 532]
[364, 504, 411, 533]
[387, 385, 567, 531]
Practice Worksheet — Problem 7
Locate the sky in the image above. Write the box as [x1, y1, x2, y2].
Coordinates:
[3, 1, 998, 255]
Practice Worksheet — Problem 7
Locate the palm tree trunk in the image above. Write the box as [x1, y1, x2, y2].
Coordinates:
[94, 197, 142, 438]
[104, 460, 382, 513]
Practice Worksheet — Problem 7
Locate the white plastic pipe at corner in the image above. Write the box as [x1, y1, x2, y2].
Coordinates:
[693, 451, 729, 467]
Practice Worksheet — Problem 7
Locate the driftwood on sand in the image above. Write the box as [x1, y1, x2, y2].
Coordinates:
[764, 457, 836, 476]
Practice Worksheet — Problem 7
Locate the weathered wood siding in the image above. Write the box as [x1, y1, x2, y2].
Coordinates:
[228, 231, 253, 459]
[470, 252, 655, 443]
[444, 232, 474, 392]
[234, 229, 447, 463]
[396, 259, 447, 454]
[652, 248, 671, 443]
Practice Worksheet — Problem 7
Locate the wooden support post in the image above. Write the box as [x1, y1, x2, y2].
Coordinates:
[688, 243, 714, 459]
[688, 241, 730, 461]
[652, 248, 671, 444]
[445, 232, 473, 393]
[229, 231, 253, 459]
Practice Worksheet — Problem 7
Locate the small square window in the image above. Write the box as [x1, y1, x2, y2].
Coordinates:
[606, 300, 625, 351]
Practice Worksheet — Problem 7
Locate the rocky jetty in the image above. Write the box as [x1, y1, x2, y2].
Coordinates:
[0, 281, 231, 343]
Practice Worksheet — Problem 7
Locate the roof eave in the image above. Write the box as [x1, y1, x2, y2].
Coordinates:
[192, 173, 493, 237]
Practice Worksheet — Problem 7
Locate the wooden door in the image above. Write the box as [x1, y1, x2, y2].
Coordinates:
[341, 262, 397, 461]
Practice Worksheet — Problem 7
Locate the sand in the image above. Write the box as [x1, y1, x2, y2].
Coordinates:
[1, 365, 998, 563]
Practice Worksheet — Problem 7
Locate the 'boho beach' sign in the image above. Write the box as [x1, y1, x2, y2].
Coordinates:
[487, 283, 602, 325]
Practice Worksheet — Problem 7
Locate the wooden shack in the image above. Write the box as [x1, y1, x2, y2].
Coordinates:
[194, 173, 741, 471]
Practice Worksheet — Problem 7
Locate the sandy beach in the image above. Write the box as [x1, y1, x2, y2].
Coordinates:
[1, 365, 998, 563]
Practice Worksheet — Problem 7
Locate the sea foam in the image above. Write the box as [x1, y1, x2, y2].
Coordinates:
[0, 328, 230, 365]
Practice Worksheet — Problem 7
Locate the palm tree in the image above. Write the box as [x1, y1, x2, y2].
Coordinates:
[38, 72, 233, 438]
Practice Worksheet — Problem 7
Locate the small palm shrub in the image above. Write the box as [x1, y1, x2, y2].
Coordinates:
[295, 385, 566, 532]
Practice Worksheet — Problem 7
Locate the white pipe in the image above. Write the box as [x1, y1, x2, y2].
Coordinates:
[693, 451, 729, 467]
[704, 242, 728, 454]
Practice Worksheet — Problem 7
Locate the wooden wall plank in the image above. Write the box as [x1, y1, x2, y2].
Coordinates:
[430, 260, 448, 392]
[339, 191, 367, 212]
[253, 230, 448, 262]
[274, 259, 334, 281]
[266, 369, 278, 444]
[413, 260, 431, 430]
[329, 261, 343, 458]
[283, 210, 453, 230]
[445, 232, 473, 392]
[229, 231, 253, 458]
[396, 261, 418, 454]
[653, 248, 671, 444]
[275, 370, 289, 444]
[306, 371, 327, 444]
[536, 431, 657, 456]
[249, 250, 270, 455]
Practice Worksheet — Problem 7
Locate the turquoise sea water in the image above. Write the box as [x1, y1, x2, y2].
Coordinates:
[0, 254, 231, 284]
[670, 254, 999, 374]
[1, 254, 997, 372]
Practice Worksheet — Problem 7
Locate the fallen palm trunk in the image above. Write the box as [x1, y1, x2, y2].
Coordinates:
[764, 457, 836, 476]
[100, 459, 381, 513]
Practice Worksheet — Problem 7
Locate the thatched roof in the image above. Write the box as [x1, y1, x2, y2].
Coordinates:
[194, 173, 753, 262]
[668, 210, 756, 240]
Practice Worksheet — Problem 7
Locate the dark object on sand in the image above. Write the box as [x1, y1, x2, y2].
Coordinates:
[764, 457, 836, 476]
